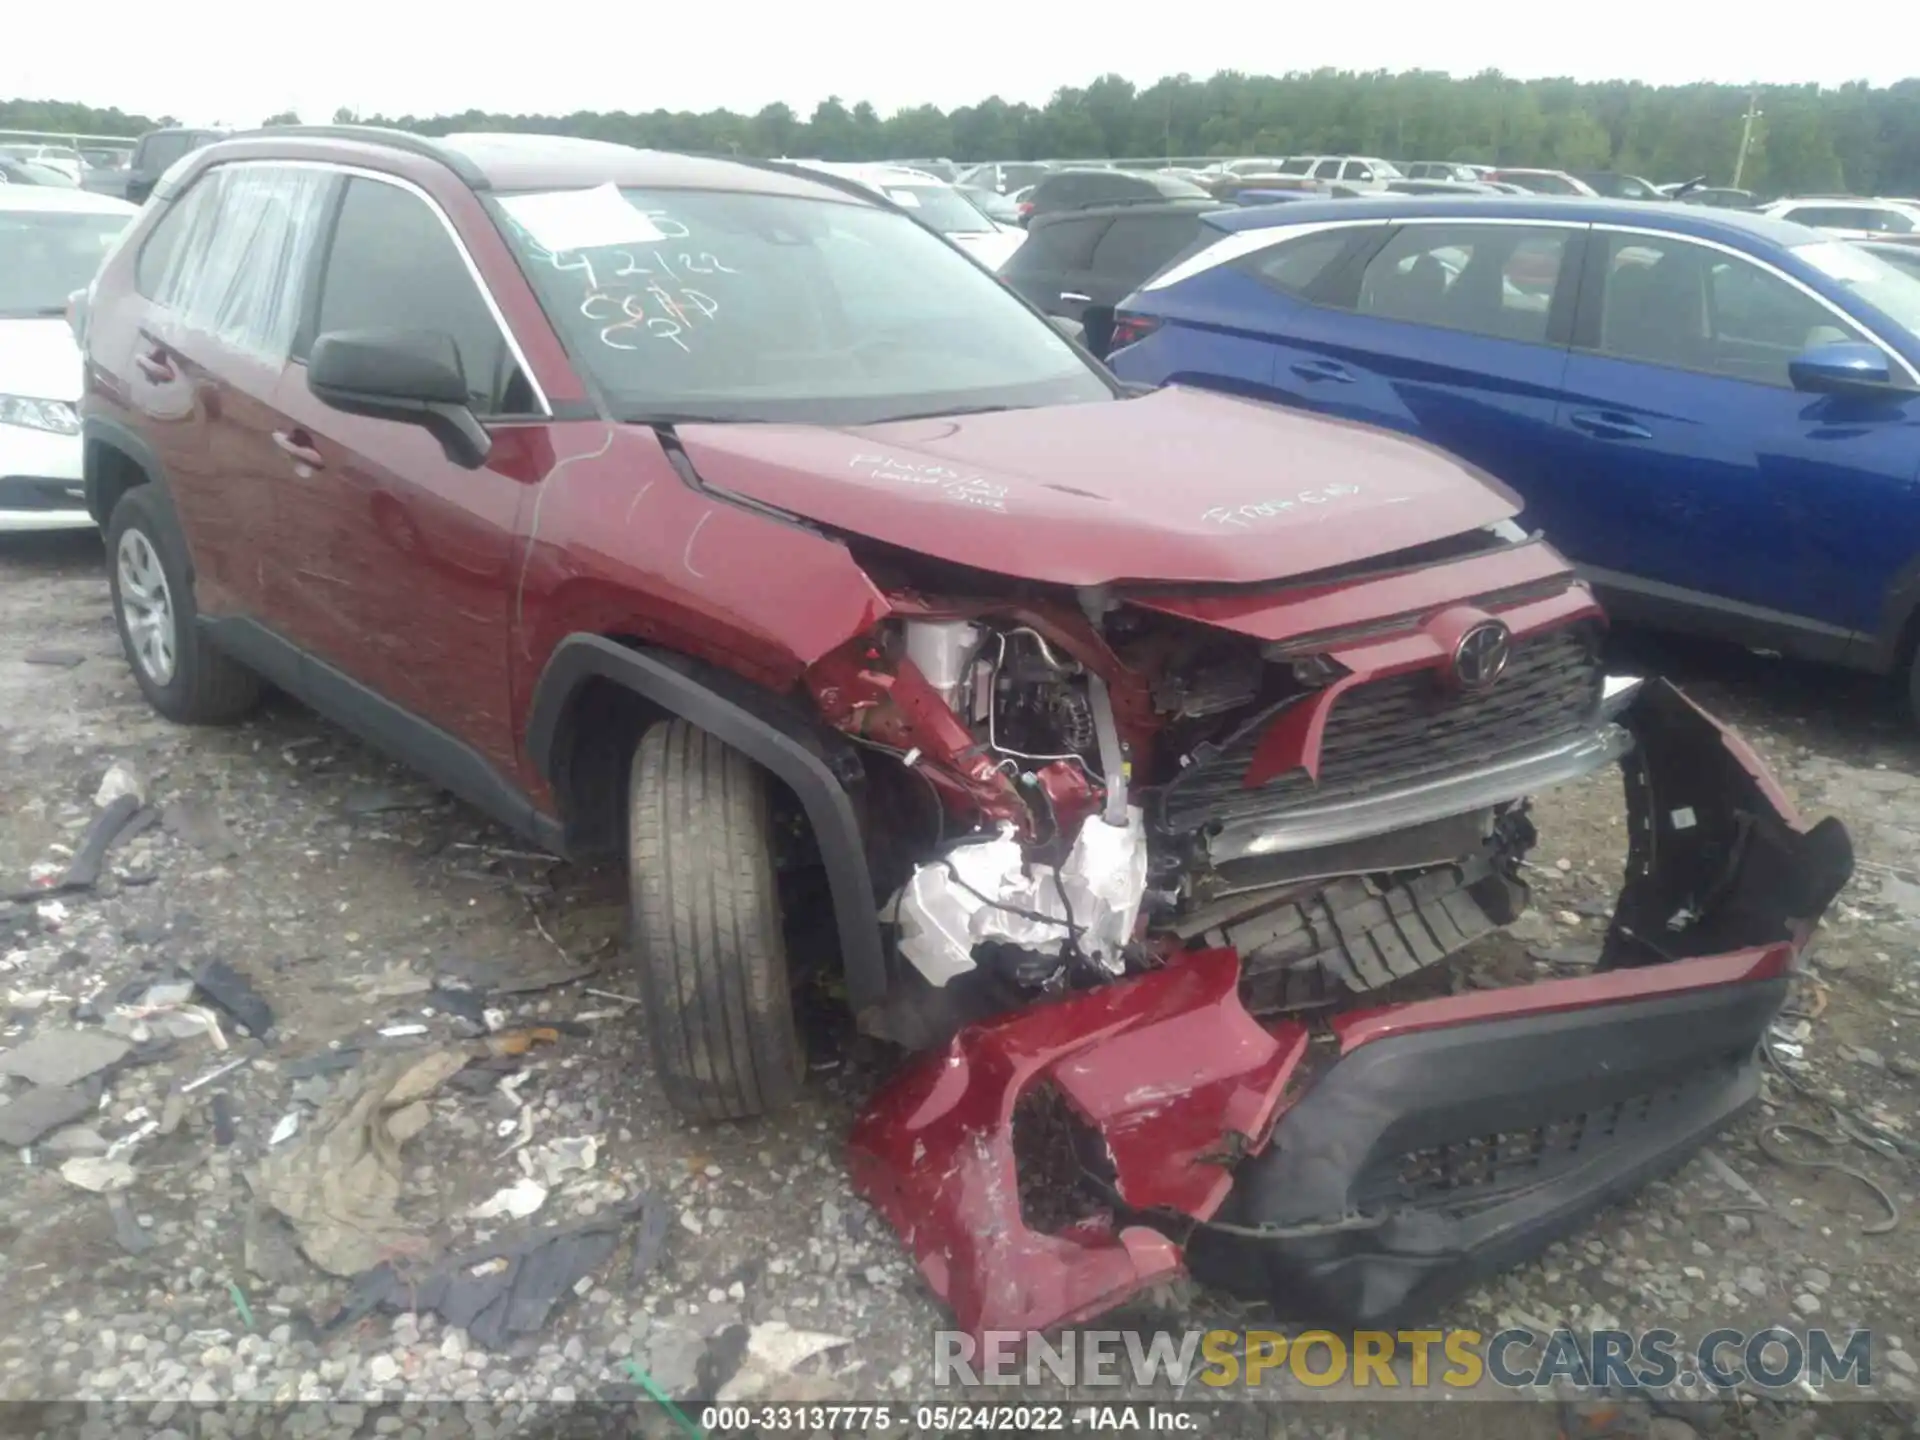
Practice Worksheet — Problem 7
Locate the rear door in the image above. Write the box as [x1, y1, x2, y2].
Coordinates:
[1254, 219, 1584, 504]
[1547, 227, 1920, 651]
[120, 161, 337, 619]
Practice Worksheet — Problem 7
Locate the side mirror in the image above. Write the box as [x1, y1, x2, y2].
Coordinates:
[1788, 340, 1904, 397]
[307, 329, 491, 469]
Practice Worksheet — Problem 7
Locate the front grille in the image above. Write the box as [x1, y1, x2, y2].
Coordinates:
[1159, 624, 1602, 835]
[1356, 1058, 1744, 1214]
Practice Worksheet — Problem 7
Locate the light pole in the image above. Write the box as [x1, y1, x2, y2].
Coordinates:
[1732, 91, 1762, 189]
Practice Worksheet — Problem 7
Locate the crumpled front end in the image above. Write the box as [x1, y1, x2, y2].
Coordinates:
[846, 680, 1851, 1338]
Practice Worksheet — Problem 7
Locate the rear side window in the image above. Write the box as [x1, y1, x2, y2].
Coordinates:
[1004, 215, 1111, 275]
[312, 177, 534, 416]
[1358, 223, 1570, 343]
[1312, 160, 1342, 178]
[1277, 158, 1313, 176]
[1090, 213, 1207, 290]
[1241, 228, 1358, 298]
[136, 132, 194, 172]
[141, 163, 334, 358]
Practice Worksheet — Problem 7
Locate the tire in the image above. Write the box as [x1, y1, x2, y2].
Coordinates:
[107, 486, 261, 724]
[627, 718, 804, 1120]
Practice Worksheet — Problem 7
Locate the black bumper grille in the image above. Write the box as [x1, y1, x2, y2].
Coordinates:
[1160, 623, 1603, 835]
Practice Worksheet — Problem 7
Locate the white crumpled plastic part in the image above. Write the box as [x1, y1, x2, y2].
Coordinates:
[891, 808, 1148, 986]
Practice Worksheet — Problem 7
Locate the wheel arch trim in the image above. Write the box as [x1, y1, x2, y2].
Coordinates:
[526, 634, 891, 1014]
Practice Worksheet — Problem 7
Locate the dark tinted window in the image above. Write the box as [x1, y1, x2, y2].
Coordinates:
[1312, 159, 1342, 178]
[1358, 224, 1569, 343]
[1090, 212, 1208, 289]
[314, 177, 533, 414]
[136, 132, 196, 172]
[1242, 228, 1356, 298]
[1277, 158, 1313, 175]
[1004, 214, 1112, 275]
[1592, 232, 1863, 385]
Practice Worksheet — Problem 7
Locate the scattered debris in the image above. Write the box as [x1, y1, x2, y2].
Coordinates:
[249, 1047, 469, 1275]
[342, 787, 437, 817]
[627, 1189, 672, 1286]
[227, 1280, 256, 1332]
[60, 1156, 135, 1193]
[21, 647, 85, 668]
[93, 760, 147, 809]
[104, 1119, 158, 1160]
[715, 1321, 855, 1402]
[529, 1135, 598, 1188]
[437, 954, 598, 997]
[210, 1092, 236, 1147]
[39, 1124, 107, 1157]
[0, 1085, 95, 1147]
[378, 1024, 428, 1039]
[281, 1048, 361, 1080]
[619, 1359, 706, 1438]
[469, 1176, 549, 1220]
[1757, 1122, 1900, 1234]
[107, 1195, 153, 1255]
[323, 1195, 648, 1349]
[162, 798, 241, 860]
[483, 1026, 561, 1057]
[0, 1029, 131, 1088]
[1698, 1148, 1772, 1211]
[11, 793, 147, 899]
[181, 1055, 249, 1094]
[193, 958, 273, 1039]
[268, 1112, 300, 1146]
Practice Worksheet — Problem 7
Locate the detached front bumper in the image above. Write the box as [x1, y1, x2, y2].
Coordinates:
[848, 681, 1853, 1338]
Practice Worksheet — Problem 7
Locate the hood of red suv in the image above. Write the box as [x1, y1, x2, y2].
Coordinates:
[673, 386, 1519, 588]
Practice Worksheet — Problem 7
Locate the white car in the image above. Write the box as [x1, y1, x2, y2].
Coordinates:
[1760, 196, 1920, 243]
[794, 161, 1026, 270]
[0, 186, 138, 531]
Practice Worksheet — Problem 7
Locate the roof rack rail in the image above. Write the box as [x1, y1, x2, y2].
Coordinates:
[220, 124, 491, 189]
[725, 155, 913, 214]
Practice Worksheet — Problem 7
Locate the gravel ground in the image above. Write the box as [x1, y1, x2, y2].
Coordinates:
[3, 529, 1918, 1439]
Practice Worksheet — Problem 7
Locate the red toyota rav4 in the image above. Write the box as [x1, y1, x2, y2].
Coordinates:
[78, 127, 1850, 1335]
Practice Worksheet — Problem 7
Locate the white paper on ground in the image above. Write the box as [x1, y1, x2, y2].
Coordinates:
[498, 182, 666, 252]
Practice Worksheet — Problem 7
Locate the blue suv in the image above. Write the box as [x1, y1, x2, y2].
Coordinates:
[1107, 197, 1920, 709]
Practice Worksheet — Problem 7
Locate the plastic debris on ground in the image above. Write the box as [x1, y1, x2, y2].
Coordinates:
[0, 1029, 131, 1088]
[436, 953, 599, 997]
[60, 1156, 135, 1192]
[248, 1047, 469, 1276]
[193, 958, 274, 1039]
[93, 760, 148, 809]
[0, 1084, 96, 1147]
[468, 1176, 548, 1220]
[713, 1322, 855, 1403]
[323, 1193, 652, 1349]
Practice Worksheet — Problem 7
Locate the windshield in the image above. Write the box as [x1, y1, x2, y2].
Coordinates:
[0, 208, 130, 315]
[1792, 240, 1920, 336]
[493, 184, 1109, 425]
[872, 182, 995, 235]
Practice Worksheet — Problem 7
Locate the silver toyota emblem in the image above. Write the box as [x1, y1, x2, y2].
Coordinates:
[1453, 620, 1512, 691]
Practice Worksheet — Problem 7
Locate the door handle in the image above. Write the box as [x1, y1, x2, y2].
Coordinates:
[134, 348, 174, 382]
[1568, 410, 1653, 440]
[1060, 291, 1092, 304]
[1290, 359, 1357, 383]
[272, 430, 325, 468]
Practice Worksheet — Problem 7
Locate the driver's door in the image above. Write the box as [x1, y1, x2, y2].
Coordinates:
[1547, 228, 1920, 652]
[269, 174, 538, 775]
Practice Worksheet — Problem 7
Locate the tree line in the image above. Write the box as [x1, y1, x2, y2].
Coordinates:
[6, 70, 1918, 197]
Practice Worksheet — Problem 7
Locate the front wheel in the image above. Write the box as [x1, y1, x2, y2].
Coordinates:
[627, 718, 804, 1121]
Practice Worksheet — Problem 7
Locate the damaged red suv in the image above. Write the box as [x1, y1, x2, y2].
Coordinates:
[79, 127, 1851, 1335]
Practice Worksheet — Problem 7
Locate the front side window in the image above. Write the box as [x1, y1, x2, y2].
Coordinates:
[143, 163, 333, 358]
[311, 177, 535, 415]
[1342, 162, 1374, 181]
[0, 206, 133, 317]
[1358, 224, 1569, 342]
[1312, 159, 1342, 178]
[494, 184, 1110, 425]
[1592, 232, 1866, 385]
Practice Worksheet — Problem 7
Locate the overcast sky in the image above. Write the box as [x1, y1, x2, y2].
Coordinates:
[4, 0, 1909, 129]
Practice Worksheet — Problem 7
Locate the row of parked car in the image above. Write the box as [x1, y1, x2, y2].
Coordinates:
[0, 129, 1858, 1344]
